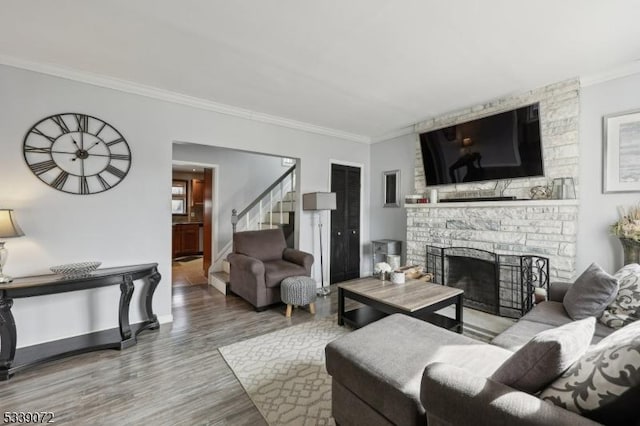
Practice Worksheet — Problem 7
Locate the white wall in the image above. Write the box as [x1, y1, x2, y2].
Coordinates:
[369, 133, 416, 263]
[0, 64, 370, 347]
[172, 143, 288, 261]
[578, 72, 640, 274]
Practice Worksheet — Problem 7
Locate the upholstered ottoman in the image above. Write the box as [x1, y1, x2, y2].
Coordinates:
[325, 314, 512, 426]
[281, 276, 317, 317]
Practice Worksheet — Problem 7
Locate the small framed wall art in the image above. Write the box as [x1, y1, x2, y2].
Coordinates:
[383, 170, 401, 207]
[603, 109, 640, 193]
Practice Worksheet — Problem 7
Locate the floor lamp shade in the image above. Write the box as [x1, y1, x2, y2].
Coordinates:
[302, 192, 336, 211]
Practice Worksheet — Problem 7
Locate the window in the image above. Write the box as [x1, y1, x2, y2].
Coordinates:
[172, 180, 187, 215]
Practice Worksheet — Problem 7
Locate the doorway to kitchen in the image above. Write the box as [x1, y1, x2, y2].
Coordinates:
[171, 163, 214, 287]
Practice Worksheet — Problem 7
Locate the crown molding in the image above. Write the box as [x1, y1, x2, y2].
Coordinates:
[370, 125, 415, 143]
[580, 60, 640, 87]
[0, 54, 371, 144]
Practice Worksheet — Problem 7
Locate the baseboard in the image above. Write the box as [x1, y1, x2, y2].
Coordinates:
[157, 314, 173, 324]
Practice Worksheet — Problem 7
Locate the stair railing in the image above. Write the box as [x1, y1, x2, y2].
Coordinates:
[231, 164, 296, 234]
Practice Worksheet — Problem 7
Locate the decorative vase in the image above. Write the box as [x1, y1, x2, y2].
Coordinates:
[619, 238, 640, 265]
[379, 271, 390, 281]
[390, 272, 405, 284]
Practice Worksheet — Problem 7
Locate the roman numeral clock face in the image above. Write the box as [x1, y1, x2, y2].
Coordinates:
[23, 113, 131, 194]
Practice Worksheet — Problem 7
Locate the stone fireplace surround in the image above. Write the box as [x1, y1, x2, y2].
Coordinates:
[406, 199, 578, 281]
[407, 79, 580, 281]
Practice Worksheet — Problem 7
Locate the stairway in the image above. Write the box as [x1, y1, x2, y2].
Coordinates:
[210, 260, 230, 294]
[261, 191, 296, 247]
[210, 164, 297, 294]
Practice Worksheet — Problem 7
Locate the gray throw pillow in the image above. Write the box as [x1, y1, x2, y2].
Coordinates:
[540, 320, 640, 426]
[490, 317, 595, 394]
[563, 263, 619, 320]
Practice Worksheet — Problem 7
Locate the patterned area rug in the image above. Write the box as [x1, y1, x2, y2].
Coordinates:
[219, 317, 346, 426]
[219, 310, 513, 425]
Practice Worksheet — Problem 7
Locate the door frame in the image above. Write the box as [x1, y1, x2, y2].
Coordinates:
[172, 160, 219, 278]
[328, 159, 365, 280]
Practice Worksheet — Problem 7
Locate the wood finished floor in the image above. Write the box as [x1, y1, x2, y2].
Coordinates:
[0, 284, 338, 425]
[172, 257, 208, 287]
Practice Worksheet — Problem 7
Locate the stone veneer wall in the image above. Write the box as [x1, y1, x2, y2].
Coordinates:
[406, 201, 579, 280]
[414, 79, 580, 199]
[407, 79, 581, 281]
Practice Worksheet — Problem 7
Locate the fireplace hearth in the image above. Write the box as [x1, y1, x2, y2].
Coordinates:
[425, 245, 549, 318]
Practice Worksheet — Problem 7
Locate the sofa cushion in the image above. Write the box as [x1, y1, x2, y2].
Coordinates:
[563, 263, 619, 320]
[523, 301, 573, 327]
[325, 314, 512, 426]
[491, 303, 610, 351]
[600, 263, 640, 329]
[263, 260, 307, 288]
[490, 317, 595, 393]
[540, 320, 640, 426]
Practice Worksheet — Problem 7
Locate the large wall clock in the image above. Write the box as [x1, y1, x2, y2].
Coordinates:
[23, 113, 131, 194]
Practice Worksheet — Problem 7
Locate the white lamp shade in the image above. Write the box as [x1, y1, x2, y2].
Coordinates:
[302, 192, 336, 211]
[0, 209, 25, 238]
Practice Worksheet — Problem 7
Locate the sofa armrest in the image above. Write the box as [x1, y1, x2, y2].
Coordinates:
[549, 282, 573, 302]
[420, 363, 601, 426]
[282, 248, 314, 274]
[227, 253, 266, 289]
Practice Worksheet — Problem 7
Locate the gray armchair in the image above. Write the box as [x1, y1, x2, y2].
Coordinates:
[227, 228, 313, 310]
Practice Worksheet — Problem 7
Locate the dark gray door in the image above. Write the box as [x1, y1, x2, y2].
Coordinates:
[330, 164, 361, 283]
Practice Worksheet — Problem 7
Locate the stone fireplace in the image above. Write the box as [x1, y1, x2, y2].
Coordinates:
[406, 79, 580, 283]
[407, 199, 578, 282]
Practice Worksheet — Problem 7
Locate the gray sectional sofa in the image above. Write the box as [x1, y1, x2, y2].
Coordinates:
[325, 282, 612, 426]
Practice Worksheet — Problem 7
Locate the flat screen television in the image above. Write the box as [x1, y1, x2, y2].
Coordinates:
[419, 103, 544, 186]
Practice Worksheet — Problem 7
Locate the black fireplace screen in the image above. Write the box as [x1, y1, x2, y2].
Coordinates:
[425, 245, 549, 318]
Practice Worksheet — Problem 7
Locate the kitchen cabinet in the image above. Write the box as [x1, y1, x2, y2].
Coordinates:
[191, 179, 204, 205]
[172, 223, 201, 258]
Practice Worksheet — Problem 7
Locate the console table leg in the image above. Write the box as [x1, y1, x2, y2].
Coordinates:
[0, 298, 16, 380]
[143, 269, 161, 330]
[118, 275, 135, 348]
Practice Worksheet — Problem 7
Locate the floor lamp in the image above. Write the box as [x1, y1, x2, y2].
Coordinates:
[302, 192, 336, 296]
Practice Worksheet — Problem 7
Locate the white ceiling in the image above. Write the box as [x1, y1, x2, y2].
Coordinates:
[1, 1, 640, 142]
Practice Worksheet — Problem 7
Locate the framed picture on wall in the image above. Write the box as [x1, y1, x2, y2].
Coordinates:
[383, 170, 401, 207]
[603, 109, 640, 193]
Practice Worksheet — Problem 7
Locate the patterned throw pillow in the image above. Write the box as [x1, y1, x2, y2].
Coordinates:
[539, 321, 640, 425]
[600, 263, 640, 329]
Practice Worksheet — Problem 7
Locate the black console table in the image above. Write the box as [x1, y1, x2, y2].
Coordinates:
[0, 263, 161, 380]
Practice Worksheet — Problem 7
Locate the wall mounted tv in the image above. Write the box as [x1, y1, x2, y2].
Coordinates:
[419, 103, 544, 186]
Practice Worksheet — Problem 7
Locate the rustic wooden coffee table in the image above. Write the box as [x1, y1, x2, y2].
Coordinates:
[337, 277, 464, 332]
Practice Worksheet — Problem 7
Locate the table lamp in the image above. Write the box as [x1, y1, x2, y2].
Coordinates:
[0, 209, 25, 283]
[302, 192, 337, 296]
